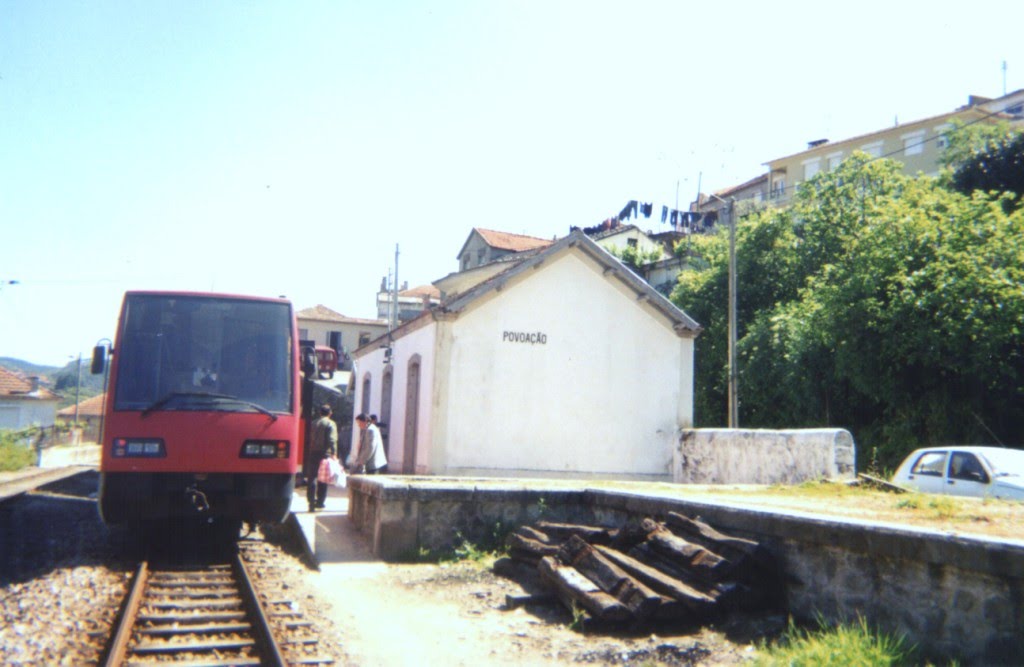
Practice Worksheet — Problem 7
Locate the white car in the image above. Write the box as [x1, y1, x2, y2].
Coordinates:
[891, 446, 1024, 500]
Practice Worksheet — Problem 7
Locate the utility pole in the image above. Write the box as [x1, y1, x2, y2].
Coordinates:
[74, 352, 82, 426]
[726, 198, 739, 428]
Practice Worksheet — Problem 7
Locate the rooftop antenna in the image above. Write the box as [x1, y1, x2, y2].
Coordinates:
[390, 244, 400, 332]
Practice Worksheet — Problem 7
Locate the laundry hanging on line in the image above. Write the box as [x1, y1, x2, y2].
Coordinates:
[617, 200, 654, 222]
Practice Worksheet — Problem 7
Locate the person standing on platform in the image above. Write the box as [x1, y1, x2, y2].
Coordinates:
[353, 413, 388, 474]
[306, 404, 337, 511]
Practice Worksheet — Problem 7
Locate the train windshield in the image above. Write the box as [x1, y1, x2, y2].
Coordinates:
[113, 294, 293, 414]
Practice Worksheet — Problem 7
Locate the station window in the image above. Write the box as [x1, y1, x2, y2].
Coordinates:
[902, 131, 926, 156]
[861, 141, 884, 158]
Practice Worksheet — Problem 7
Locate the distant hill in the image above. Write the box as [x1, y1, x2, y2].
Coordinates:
[0, 357, 59, 378]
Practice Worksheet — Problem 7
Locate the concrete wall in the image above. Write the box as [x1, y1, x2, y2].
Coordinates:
[0, 399, 58, 429]
[436, 251, 692, 480]
[593, 228, 666, 259]
[352, 245, 697, 481]
[347, 476, 1024, 665]
[298, 318, 387, 355]
[351, 320, 438, 474]
[676, 428, 855, 484]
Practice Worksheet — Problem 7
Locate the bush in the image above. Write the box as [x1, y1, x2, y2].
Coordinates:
[755, 616, 916, 666]
[0, 429, 36, 472]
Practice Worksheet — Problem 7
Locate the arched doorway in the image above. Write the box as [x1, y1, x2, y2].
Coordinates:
[402, 356, 421, 474]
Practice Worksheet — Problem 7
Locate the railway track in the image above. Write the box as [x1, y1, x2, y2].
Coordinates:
[102, 547, 333, 666]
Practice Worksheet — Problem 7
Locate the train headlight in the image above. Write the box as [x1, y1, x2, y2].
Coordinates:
[112, 438, 166, 458]
[241, 440, 289, 459]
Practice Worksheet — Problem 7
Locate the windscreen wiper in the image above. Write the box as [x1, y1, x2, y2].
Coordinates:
[141, 391, 277, 421]
[141, 391, 201, 417]
[211, 393, 279, 422]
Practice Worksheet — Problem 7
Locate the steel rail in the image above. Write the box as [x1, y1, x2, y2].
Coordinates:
[101, 560, 149, 667]
[99, 557, 289, 666]
[233, 551, 288, 667]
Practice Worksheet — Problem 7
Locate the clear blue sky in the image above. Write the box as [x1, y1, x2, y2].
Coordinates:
[2, 1, 1021, 367]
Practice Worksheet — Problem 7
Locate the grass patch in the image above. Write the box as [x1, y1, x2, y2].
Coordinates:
[896, 493, 965, 520]
[755, 616, 919, 666]
[685, 479, 1022, 539]
[567, 600, 586, 633]
[442, 528, 509, 568]
[401, 523, 512, 566]
[0, 430, 36, 472]
[765, 479, 863, 498]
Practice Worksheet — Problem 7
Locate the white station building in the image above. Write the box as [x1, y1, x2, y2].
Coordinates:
[350, 229, 701, 481]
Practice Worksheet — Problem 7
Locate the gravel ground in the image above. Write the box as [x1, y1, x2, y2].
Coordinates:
[0, 471, 129, 665]
[0, 471, 346, 666]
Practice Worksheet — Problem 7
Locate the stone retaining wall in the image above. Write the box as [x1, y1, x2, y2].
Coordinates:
[677, 428, 856, 484]
[347, 476, 1023, 664]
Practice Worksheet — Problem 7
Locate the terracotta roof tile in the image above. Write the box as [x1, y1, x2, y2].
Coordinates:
[0, 366, 58, 400]
[295, 304, 348, 322]
[475, 228, 554, 253]
[296, 305, 387, 327]
[57, 393, 107, 418]
[399, 284, 441, 299]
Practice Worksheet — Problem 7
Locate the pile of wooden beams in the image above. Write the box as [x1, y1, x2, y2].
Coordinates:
[503, 512, 779, 624]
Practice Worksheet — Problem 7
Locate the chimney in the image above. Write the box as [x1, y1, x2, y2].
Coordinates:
[29, 376, 40, 393]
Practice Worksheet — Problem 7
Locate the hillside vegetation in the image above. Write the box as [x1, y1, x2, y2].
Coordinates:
[672, 123, 1024, 469]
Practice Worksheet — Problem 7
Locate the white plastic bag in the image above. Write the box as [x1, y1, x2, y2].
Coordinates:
[317, 456, 343, 485]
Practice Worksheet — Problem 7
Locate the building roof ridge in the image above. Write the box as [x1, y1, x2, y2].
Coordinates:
[765, 106, 994, 167]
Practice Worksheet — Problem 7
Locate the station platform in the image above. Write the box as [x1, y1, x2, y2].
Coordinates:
[287, 484, 381, 570]
[0, 465, 95, 502]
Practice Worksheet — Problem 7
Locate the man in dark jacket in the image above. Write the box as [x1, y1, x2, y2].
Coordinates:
[305, 404, 337, 511]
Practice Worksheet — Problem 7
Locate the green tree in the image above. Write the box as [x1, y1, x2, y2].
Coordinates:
[672, 152, 1024, 467]
[940, 120, 1024, 212]
[606, 243, 664, 273]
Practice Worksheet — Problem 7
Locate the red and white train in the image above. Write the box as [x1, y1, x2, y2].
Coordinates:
[93, 291, 309, 528]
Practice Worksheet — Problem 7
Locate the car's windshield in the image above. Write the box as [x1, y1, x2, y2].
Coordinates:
[979, 448, 1024, 477]
[114, 294, 293, 414]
